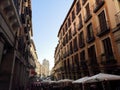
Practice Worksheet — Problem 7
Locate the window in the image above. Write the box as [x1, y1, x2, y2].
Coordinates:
[18, 37, 24, 51]
[84, 3, 92, 23]
[13, 0, 20, 13]
[63, 28, 65, 35]
[69, 29, 72, 40]
[94, 0, 105, 13]
[0, 41, 4, 65]
[102, 37, 114, 60]
[97, 11, 109, 37]
[24, 27, 28, 33]
[66, 33, 68, 43]
[76, 1, 81, 15]
[72, 10, 75, 21]
[65, 23, 67, 32]
[67, 58, 70, 75]
[63, 37, 65, 46]
[74, 54, 79, 65]
[70, 41, 73, 54]
[79, 31, 85, 48]
[21, 14, 25, 24]
[82, 0, 87, 5]
[78, 14, 83, 30]
[118, 0, 120, 9]
[68, 17, 71, 27]
[80, 51, 85, 62]
[72, 56, 76, 79]
[73, 37, 78, 52]
[74, 54, 80, 77]
[88, 45, 97, 65]
[80, 50, 89, 76]
[99, 11, 107, 31]
[86, 23, 95, 43]
[88, 45, 100, 74]
[73, 23, 77, 36]
[115, 10, 120, 25]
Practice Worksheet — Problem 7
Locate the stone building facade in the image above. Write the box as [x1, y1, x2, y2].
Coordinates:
[54, 0, 120, 80]
[0, 0, 37, 90]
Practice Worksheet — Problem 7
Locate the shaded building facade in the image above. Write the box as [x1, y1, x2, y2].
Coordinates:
[0, 0, 36, 90]
[54, 0, 120, 80]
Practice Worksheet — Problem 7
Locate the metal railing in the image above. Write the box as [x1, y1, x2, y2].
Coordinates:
[96, 21, 110, 36]
[93, 0, 104, 12]
[115, 11, 120, 26]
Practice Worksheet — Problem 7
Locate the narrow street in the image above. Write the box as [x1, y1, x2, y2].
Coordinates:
[0, 0, 120, 90]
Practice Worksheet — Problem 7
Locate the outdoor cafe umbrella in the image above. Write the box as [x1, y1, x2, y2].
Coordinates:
[58, 79, 73, 82]
[72, 76, 89, 84]
[57, 79, 73, 87]
[84, 73, 120, 83]
[72, 77, 90, 90]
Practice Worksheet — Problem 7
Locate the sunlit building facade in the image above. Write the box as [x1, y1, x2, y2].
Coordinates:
[54, 0, 120, 80]
[41, 59, 50, 78]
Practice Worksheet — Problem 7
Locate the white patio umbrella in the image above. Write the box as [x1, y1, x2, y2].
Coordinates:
[57, 79, 73, 86]
[49, 80, 57, 84]
[41, 80, 51, 84]
[84, 73, 120, 83]
[72, 76, 89, 84]
[58, 79, 73, 83]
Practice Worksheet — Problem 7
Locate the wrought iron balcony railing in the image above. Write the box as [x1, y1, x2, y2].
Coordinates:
[93, 0, 105, 13]
[115, 11, 120, 26]
[96, 21, 110, 37]
[86, 36, 95, 43]
[84, 13, 92, 23]
[100, 54, 117, 65]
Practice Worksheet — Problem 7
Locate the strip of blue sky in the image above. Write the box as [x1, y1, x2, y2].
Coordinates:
[32, 0, 73, 70]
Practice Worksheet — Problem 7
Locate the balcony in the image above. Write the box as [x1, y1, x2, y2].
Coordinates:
[76, 8, 81, 15]
[69, 35, 72, 40]
[18, 37, 25, 52]
[13, 0, 19, 14]
[96, 21, 110, 37]
[80, 60, 87, 67]
[84, 13, 92, 23]
[86, 36, 95, 43]
[73, 29, 77, 36]
[115, 11, 120, 26]
[74, 47, 78, 52]
[62, 39, 65, 46]
[93, 0, 105, 13]
[0, 0, 21, 30]
[24, 27, 28, 33]
[63, 53, 67, 58]
[77, 23, 83, 30]
[21, 14, 26, 24]
[87, 58, 98, 66]
[69, 50, 73, 55]
[82, 0, 87, 5]
[25, 7, 32, 18]
[100, 54, 117, 65]
[79, 43, 85, 48]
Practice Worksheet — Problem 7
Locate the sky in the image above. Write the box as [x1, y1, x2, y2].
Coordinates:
[31, 0, 73, 70]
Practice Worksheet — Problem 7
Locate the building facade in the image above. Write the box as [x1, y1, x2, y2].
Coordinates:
[35, 60, 41, 79]
[0, 0, 37, 90]
[54, 0, 120, 80]
[41, 59, 50, 78]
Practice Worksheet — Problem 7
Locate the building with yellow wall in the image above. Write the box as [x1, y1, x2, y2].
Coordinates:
[54, 0, 120, 80]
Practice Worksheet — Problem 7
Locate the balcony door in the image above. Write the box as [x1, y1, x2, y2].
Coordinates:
[88, 45, 100, 74]
[102, 37, 114, 60]
[98, 11, 108, 32]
